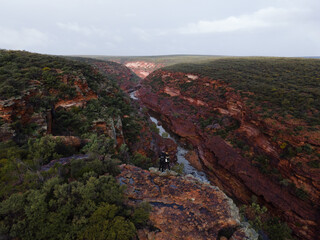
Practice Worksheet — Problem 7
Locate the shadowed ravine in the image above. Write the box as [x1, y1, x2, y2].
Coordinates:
[131, 91, 209, 183]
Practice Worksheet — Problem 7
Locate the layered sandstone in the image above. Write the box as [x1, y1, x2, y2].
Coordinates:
[124, 61, 164, 79]
[117, 164, 258, 240]
[91, 61, 141, 92]
[138, 70, 320, 239]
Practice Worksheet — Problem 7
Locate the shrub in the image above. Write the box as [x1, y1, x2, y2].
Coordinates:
[132, 201, 151, 227]
[131, 153, 153, 169]
[279, 179, 290, 187]
[0, 175, 135, 240]
[162, 132, 169, 138]
[295, 187, 309, 200]
[81, 134, 115, 155]
[264, 217, 292, 240]
[302, 144, 313, 154]
[150, 122, 160, 134]
[171, 163, 184, 175]
[307, 160, 320, 168]
[199, 116, 213, 129]
[28, 135, 64, 167]
[253, 155, 270, 174]
[79, 203, 136, 240]
[240, 202, 293, 240]
[68, 156, 120, 180]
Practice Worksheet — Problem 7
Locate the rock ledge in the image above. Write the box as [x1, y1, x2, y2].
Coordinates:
[117, 164, 257, 240]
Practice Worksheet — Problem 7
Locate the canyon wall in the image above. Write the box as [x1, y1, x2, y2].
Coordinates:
[138, 70, 320, 240]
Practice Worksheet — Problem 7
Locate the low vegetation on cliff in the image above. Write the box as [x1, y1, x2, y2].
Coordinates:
[163, 58, 320, 170]
[164, 58, 320, 125]
[0, 50, 154, 239]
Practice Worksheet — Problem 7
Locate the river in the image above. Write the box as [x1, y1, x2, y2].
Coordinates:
[130, 91, 210, 183]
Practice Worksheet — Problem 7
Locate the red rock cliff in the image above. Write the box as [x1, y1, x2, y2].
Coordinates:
[138, 70, 320, 240]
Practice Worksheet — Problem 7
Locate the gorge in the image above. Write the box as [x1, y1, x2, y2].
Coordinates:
[0, 51, 319, 240]
[130, 58, 320, 240]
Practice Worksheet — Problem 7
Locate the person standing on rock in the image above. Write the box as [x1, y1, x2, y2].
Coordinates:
[159, 151, 166, 172]
[164, 151, 170, 170]
[159, 151, 170, 172]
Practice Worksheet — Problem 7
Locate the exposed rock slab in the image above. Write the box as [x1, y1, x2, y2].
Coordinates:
[117, 164, 258, 240]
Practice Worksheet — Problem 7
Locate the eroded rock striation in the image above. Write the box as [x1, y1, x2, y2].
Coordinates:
[124, 61, 164, 79]
[138, 69, 320, 239]
[117, 164, 258, 240]
[91, 60, 141, 92]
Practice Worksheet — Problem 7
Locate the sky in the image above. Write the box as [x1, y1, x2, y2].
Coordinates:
[0, 0, 320, 57]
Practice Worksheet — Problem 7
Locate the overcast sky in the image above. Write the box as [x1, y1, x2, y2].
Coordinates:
[1, 0, 319, 56]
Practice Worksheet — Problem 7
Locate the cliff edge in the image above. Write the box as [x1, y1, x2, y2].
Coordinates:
[117, 164, 258, 240]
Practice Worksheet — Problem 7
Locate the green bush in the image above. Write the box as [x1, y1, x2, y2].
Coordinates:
[0, 175, 136, 240]
[131, 153, 153, 169]
[78, 203, 136, 240]
[240, 202, 292, 240]
[81, 134, 115, 155]
[162, 132, 169, 138]
[132, 201, 151, 227]
[302, 144, 313, 154]
[28, 135, 64, 167]
[307, 160, 320, 168]
[150, 122, 160, 134]
[199, 117, 213, 129]
[68, 156, 120, 180]
[253, 155, 270, 174]
[295, 187, 309, 200]
[264, 218, 292, 240]
[171, 163, 184, 175]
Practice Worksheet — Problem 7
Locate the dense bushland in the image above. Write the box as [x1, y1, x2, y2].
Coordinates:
[0, 50, 152, 239]
[165, 58, 320, 125]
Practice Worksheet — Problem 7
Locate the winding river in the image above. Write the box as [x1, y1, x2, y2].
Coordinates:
[130, 91, 210, 183]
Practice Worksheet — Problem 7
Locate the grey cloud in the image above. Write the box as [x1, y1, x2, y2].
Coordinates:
[0, 27, 49, 50]
[178, 7, 309, 34]
[0, 0, 319, 56]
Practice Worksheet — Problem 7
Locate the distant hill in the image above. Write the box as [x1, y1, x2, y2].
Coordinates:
[80, 54, 224, 65]
[77, 55, 226, 79]
[303, 56, 320, 59]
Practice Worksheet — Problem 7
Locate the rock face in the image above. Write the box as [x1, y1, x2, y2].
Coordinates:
[91, 60, 141, 92]
[0, 88, 48, 141]
[138, 70, 320, 239]
[124, 61, 164, 79]
[0, 70, 99, 142]
[100, 59, 164, 79]
[117, 164, 258, 240]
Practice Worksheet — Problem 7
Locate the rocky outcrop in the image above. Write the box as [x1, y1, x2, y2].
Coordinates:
[54, 76, 98, 110]
[117, 164, 258, 240]
[100, 59, 165, 79]
[124, 61, 164, 79]
[92, 116, 126, 148]
[91, 61, 141, 92]
[138, 70, 320, 239]
[0, 89, 47, 141]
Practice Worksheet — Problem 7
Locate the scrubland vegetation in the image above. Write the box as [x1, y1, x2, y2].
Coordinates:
[165, 57, 320, 125]
[0, 50, 151, 239]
